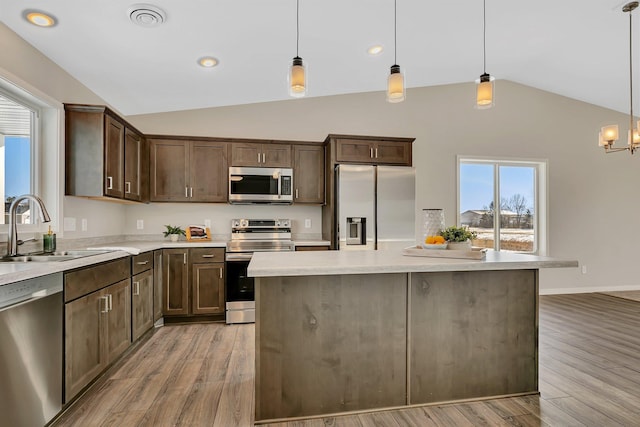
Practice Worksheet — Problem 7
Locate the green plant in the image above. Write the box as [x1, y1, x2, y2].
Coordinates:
[439, 226, 477, 242]
[163, 224, 185, 237]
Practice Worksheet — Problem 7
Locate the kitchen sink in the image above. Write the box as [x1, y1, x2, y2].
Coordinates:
[0, 249, 114, 263]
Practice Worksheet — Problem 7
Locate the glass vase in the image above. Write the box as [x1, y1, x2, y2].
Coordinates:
[422, 209, 445, 241]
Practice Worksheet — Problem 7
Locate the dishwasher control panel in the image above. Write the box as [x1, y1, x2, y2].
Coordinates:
[0, 273, 63, 309]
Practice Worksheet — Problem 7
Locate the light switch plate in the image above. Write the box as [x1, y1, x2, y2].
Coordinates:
[81, 218, 88, 231]
[304, 219, 311, 229]
[136, 219, 144, 230]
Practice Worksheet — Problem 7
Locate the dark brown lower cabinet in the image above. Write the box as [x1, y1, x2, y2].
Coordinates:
[64, 278, 131, 402]
[163, 248, 225, 318]
[132, 268, 154, 341]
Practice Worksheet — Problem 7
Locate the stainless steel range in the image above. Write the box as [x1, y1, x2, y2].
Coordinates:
[225, 218, 294, 324]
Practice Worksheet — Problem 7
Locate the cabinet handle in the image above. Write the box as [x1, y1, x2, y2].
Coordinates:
[183, 253, 187, 264]
[107, 176, 113, 190]
[185, 187, 188, 197]
[100, 296, 109, 313]
[295, 188, 299, 199]
[190, 187, 193, 198]
[370, 148, 374, 158]
[133, 281, 140, 296]
[375, 148, 378, 158]
[201, 254, 215, 258]
[107, 294, 113, 312]
[262, 153, 266, 163]
[125, 181, 131, 194]
[136, 260, 149, 265]
[257, 153, 261, 163]
[219, 268, 223, 279]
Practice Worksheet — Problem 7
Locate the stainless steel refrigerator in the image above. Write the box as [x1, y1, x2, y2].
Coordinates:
[336, 164, 415, 251]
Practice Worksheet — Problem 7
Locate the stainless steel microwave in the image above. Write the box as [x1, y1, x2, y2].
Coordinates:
[228, 167, 293, 204]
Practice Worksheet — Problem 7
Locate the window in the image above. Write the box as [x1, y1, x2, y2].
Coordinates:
[458, 157, 547, 255]
[0, 92, 35, 224]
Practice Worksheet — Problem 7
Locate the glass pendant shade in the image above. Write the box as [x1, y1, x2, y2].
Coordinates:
[600, 124, 619, 146]
[475, 73, 494, 109]
[289, 57, 306, 98]
[387, 65, 405, 103]
[628, 128, 640, 146]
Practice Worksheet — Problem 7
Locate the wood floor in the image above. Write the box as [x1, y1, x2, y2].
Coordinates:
[52, 293, 640, 427]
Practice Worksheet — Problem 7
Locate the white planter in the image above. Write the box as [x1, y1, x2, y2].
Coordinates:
[447, 240, 472, 250]
[170, 234, 179, 242]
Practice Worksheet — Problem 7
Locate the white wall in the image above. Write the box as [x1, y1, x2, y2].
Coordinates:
[128, 82, 639, 294]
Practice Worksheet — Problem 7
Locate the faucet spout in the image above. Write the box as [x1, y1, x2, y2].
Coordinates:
[7, 194, 51, 257]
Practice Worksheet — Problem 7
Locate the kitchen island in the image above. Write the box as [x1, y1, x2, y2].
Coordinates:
[249, 249, 577, 423]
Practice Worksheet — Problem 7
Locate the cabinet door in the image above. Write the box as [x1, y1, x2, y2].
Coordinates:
[373, 141, 412, 165]
[191, 262, 225, 314]
[262, 144, 292, 167]
[190, 141, 228, 202]
[231, 142, 262, 166]
[335, 139, 375, 163]
[105, 279, 131, 363]
[293, 145, 324, 204]
[153, 250, 163, 322]
[65, 290, 107, 401]
[124, 128, 149, 202]
[163, 249, 189, 315]
[132, 269, 154, 341]
[104, 115, 125, 198]
[150, 139, 190, 201]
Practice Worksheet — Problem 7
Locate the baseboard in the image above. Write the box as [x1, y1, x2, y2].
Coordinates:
[540, 284, 640, 295]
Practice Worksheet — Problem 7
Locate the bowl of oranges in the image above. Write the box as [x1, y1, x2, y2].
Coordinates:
[422, 235, 448, 249]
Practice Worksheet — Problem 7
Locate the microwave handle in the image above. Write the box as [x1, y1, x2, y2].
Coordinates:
[277, 173, 281, 197]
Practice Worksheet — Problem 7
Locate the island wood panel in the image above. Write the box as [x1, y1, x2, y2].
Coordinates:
[255, 273, 407, 421]
[409, 269, 538, 404]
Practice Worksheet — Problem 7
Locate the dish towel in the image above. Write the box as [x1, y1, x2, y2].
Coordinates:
[87, 246, 141, 255]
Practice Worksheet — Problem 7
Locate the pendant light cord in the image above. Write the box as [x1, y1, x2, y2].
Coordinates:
[296, 0, 300, 57]
[394, 0, 397, 65]
[483, 0, 487, 74]
[630, 8, 634, 133]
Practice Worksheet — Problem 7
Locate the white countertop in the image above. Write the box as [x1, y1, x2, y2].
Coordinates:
[248, 249, 578, 277]
[0, 238, 331, 286]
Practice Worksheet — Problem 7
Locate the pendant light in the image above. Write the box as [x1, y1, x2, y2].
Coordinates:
[289, 0, 306, 97]
[599, 2, 640, 154]
[387, 0, 405, 103]
[476, 0, 494, 109]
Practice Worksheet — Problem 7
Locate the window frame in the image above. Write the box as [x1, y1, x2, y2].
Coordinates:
[456, 155, 548, 256]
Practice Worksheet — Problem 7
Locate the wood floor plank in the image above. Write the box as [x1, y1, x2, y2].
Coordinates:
[53, 294, 640, 427]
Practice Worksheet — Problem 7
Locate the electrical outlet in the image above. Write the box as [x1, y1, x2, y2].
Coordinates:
[204, 219, 211, 229]
[81, 218, 88, 231]
[136, 219, 144, 230]
[63, 217, 76, 232]
[304, 219, 311, 229]
[581, 265, 587, 274]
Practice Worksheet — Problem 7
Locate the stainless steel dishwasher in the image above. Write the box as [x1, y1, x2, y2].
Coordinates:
[0, 272, 63, 426]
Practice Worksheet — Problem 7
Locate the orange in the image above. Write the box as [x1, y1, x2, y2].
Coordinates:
[434, 236, 445, 244]
[425, 236, 436, 244]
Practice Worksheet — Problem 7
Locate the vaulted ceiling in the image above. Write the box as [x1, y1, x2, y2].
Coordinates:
[0, 0, 637, 116]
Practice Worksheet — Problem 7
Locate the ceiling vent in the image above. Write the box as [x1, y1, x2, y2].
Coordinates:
[128, 4, 166, 27]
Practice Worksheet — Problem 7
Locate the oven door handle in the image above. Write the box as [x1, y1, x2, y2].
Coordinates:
[225, 253, 253, 262]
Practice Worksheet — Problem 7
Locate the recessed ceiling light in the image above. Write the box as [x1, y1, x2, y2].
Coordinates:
[198, 57, 219, 68]
[23, 10, 57, 27]
[368, 45, 384, 56]
[128, 4, 166, 27]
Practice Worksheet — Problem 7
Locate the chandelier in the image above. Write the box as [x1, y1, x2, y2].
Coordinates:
[599, 1, 640, 153]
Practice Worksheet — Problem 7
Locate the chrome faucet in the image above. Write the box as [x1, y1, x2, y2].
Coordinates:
[7, 194, 51, 257]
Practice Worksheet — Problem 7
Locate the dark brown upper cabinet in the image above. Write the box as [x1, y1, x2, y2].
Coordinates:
[65, 104, 149, 203]
[231, 142, 292, 167]
[149, 137, 228, 202]
[293, 144, 325, 204]
[332, 136, 413, 166]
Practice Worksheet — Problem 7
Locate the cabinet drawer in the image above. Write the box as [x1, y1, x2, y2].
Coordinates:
[64, 258, 130, 303]
[190, 247, 225, 263]
[132, 252, 153, 275]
